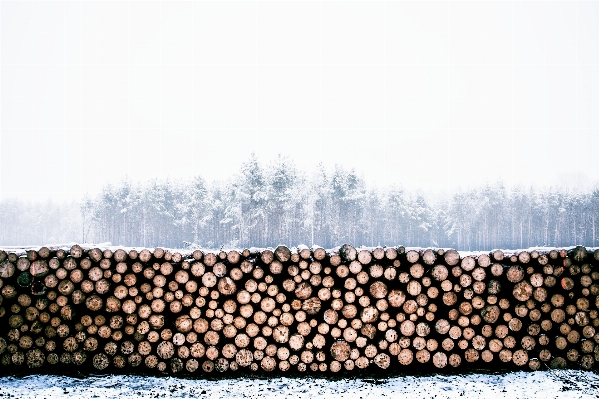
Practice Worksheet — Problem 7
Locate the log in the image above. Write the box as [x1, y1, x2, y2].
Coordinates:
[507, 266, 525, 283]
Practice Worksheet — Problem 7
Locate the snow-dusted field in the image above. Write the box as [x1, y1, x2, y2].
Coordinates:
[0, 371, 598, 399]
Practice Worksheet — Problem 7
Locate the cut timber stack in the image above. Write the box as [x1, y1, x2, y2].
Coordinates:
[0, 244, 598, 375]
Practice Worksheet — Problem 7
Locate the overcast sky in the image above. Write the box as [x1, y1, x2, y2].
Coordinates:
[2, 1, 599, 202]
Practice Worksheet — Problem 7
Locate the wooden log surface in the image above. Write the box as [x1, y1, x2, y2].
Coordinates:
[0, 244, 597, 375]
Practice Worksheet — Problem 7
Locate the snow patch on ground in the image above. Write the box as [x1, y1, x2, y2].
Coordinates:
[0, 371, 598, 399]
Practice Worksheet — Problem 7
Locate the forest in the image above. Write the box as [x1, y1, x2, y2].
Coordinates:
[1, 154, 598, 251]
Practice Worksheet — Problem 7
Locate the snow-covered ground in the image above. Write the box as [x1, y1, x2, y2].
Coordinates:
[0, 371, 598, 399]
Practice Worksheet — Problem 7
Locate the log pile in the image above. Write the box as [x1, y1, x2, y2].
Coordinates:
[0, 244, 597, 375]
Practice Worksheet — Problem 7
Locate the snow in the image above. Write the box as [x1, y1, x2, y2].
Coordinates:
[5, 244, 594, 260]
[0, 371, 598, 399]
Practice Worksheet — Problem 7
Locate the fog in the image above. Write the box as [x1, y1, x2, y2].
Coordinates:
[1, 1, 599, 248]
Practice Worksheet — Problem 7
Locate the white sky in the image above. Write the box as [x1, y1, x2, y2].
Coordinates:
[1, 1, 599, 202]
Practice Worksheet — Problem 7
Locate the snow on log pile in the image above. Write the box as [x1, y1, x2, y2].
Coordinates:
[0, 244, 597, 375]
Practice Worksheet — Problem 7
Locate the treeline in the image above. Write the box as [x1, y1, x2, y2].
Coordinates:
[0, 199, 81, 246]
[1, 154, 599, 250]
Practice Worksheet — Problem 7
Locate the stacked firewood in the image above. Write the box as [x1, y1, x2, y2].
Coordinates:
[0, 244, 597, 374]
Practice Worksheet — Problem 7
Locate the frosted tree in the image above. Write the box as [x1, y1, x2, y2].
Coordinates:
[383, 185, 407, 245]
[235, 153, 268, 246]
[187, 176, 210, 246]
[265, 155, 299, 246]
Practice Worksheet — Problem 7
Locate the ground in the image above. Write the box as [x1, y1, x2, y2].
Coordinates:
[0, 371, 598, 399]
